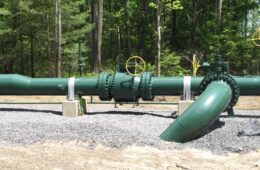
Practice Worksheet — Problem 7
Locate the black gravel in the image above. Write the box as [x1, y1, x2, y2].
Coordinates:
[0, 104, 259, 155]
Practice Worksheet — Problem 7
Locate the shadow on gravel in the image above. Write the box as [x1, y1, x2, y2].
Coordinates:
[195, 119, 226, 140]
[0, 108, 62, 115]
[88, 111, 177, 119]
[220, 115, 260, 118]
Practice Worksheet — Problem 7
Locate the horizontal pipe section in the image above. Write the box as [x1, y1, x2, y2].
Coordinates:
[0, 74, 98, 95]
[0, 74, 259, 97]
[152, 76, 260, 96]
[234, 77, 260, 95]
[152, 77, 203, 95]
[160, 81, 232, 142]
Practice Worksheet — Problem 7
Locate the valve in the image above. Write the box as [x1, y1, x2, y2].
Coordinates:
[125, 56, 146, 76]
[251, 28, 260, 47]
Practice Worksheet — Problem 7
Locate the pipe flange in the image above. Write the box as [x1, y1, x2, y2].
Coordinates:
[199, 73, 240, 109]
[141, 72, 154, 101]
[97, 72, 112, 100]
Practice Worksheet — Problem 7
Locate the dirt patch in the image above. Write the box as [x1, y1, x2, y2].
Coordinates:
[0, 141, 259, 170]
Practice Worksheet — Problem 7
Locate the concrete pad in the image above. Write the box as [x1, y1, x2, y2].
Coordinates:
[178, 100, 194, 116]
[62, 100, 85, 117]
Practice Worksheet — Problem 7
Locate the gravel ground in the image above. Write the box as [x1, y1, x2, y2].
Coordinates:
[0, 104, 259, 155]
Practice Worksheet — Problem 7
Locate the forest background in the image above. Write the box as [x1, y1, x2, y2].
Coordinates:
[0, 0, 259, 78]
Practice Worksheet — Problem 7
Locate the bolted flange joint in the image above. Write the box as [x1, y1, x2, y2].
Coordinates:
[140, 72, 154, 101]
[199, 73, 240, 116]
[97, 72, 113, 101]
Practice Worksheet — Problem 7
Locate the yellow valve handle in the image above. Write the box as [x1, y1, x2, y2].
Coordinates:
[250, 28, 260, 47]
[192, 54, 201, 77]
[125, 56, 146, 76]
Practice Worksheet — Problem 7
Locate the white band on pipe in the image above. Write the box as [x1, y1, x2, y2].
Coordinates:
[68, 77, 76, 101]
[134, 76, 141, 83]
[183, 76, 191, 101]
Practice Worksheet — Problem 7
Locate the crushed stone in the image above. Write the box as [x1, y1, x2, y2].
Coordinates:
[0, 104, 259, 155]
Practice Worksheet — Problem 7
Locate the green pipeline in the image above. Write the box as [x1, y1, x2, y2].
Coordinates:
[0, 73, 259, 98]
[152, 76, 260, 96]
[0, 74, 98, 95]
[160, 81, 232, 142]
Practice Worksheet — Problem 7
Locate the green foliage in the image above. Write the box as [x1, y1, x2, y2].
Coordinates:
[62, 0, 91, 77]
[145, 63, 157, 73]
[160, 49, 186, 76]
[0, 0, 259, 77]
[149, 0, 183, 10]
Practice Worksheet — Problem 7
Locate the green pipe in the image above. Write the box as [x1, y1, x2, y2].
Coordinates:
[235, 77, 260, 95]
[152, 76, 260, 96]
[0, 74, 98, 95]
[152, 77, 203, 95]
[0, 74, 259, 98]
[160, 81, 232, 143]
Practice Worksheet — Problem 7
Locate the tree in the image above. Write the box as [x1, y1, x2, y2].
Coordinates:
[0, 0, 259, 77]
[171, 0, 177, 50]
[125, 0, 132, 58]
[90, 0, 103, 73]
[56, 0, 62, 77]
[156, 0, 161, 77]
[216, 0, 223, 35]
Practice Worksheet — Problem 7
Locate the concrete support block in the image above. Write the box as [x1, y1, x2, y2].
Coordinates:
[178, 100, 194, 116]
[62, 98, 86, 117]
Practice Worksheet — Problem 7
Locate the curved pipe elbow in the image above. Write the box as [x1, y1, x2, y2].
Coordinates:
[160, 81, 232, 143]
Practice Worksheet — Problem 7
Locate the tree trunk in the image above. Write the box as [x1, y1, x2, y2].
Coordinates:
[156, 0, 161, 77]
[244, 0, 248, 37]
[108, 0, 113, 60]
[91, 0, 103, 73]
[19, 34, 24, 75]
[117, 25, 121, 56]
[56, 0, 62, 77]
[171, 0, 177, 50]
[216, 0, 223, 34]
[88, 0, 94, 68]
[251, 8, 259, 75]
[138, 0, 147, 58]
[47, 13, 52, 77]
[95, 0, 103, 73]
[91, 0, 98, 71]
[9, 0, 18, 74]
[0, 41, 3, 73]
[252, 47, 259, 75]
[191, 0, 197, 56]
[125, 0, 132, 58]
[30, 32, 35, 78]
[215, 0, 223, 51]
